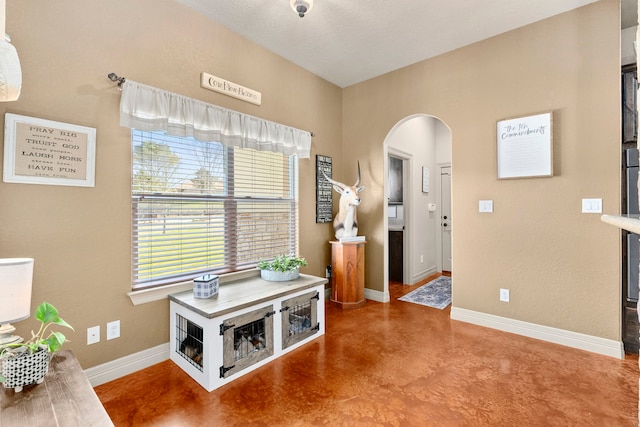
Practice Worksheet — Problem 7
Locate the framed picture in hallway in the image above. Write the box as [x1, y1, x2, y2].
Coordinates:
[497, 112, 552, 179]
[3, 113, 96, 187]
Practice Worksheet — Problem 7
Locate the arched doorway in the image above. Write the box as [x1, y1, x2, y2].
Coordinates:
[383, 114, 452, 296]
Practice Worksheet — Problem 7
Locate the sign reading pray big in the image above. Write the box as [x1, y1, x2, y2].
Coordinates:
[3, 113, 96, 187]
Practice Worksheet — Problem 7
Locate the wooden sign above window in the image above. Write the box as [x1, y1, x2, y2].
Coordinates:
[200, 72, 262, 106]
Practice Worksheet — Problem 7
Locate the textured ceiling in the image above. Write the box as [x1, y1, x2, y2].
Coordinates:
[178, 0, 621, 88]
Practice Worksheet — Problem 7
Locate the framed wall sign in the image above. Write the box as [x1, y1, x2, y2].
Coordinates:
[3, 113, 96, 187]
[422, 166, 430, 193]
[497, 112, 552, 179]
[316, 155, 333, 223]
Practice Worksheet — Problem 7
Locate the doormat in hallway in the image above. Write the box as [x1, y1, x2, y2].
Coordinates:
[398, 276, 451, 309]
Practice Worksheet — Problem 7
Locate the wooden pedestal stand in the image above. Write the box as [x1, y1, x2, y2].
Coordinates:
[330, 240, 366, 309]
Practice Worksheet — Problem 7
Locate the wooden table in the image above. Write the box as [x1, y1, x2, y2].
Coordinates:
[0, 350, 113, 426]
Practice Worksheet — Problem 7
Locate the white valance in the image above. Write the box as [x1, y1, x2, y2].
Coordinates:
[119, 80, 311, 158]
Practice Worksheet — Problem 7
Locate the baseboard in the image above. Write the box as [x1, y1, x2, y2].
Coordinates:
[326, 287, 389, 303]
[450, 307, 624, 359]
[412, 266, 438, 284]
[84, 343, 170, 387]
[365, 287, 389, 303]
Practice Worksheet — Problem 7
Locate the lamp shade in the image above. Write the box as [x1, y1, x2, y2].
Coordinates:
[0, 258, 33, 324]
[0, 39, 22, 102]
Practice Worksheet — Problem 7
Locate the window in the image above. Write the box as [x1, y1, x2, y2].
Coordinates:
[131, 130, 298, 290]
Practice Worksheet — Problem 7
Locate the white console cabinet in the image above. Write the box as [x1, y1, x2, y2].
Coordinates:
[169, 272, 326, 392]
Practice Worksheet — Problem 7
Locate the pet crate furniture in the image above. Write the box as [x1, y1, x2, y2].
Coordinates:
[330, 240, 366, 308]
[169, 271, 326, 392]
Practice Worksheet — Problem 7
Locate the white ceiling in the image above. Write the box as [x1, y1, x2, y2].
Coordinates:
[179, 0, 630, 88]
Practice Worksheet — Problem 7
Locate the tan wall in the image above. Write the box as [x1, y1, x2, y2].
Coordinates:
[1, 0, 341, 368]
[0, 0, 622, 370]
[343, 0, 621, 339]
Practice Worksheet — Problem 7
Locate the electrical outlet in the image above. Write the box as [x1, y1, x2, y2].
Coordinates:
[420, 254, 424, 263]
[499, 288, 510, 302]
[107, 320, 120, 340]
[87, 326, 100, 345]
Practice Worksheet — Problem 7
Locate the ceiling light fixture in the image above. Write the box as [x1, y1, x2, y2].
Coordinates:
[290, 0, 313, 18]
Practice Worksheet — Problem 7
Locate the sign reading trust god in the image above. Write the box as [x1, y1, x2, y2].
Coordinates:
[200, 72, 262, 106]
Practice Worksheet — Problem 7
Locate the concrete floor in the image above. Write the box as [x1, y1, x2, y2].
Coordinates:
[95, 274, 639, 426]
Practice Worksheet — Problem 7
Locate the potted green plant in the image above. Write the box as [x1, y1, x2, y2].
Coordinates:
[258, 254, 308, 281]
[0, 302, 73, 392]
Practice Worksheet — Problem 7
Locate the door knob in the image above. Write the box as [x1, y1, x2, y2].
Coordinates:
[443, 216, 448, 219]
[443, 223, 448, 227]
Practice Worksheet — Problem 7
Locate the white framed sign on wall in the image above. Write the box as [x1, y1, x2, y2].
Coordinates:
[422, 166, 430, 193]
[496, 112, 552, 179]
[3, 113, 96, 187]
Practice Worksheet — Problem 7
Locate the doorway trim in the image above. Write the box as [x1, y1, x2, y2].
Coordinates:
[436, 162, 452, 272]
[381, 113, 452, 301]
[388, 148, 412, 285]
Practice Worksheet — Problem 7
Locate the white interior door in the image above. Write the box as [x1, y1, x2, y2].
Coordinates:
[441, 167, 452, 272]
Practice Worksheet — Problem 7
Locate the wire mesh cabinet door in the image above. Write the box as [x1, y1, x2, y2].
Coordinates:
[281, 291, 320, 350]
[220, 305, 275, 379]
[175, 314, 204, 371]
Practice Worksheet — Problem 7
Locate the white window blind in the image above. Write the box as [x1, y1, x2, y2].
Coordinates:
[131, 130, 298, 289]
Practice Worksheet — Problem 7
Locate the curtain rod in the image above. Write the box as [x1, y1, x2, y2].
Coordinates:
[107, 72, 314, 137]
[107, 72, 126, 88]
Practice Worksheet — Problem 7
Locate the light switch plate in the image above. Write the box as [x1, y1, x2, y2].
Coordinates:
[581, 198, 602, 213]
[479, 200, 493, 213]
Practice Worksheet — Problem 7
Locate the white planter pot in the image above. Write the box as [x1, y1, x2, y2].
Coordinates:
[260, 268, 300, 282]
[1, 346, 50, 392]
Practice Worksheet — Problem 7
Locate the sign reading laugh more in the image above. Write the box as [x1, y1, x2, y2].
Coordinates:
[3, 114, 96, 187]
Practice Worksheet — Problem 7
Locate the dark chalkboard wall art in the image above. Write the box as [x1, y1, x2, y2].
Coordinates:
[316, 155, 333, 223]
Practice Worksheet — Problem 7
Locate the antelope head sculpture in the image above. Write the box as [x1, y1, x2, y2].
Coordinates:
[323, 162, 365, 239]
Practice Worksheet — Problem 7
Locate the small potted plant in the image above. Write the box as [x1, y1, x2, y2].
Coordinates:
[0, 302, 74, 392]
[258, 254, 308, 282]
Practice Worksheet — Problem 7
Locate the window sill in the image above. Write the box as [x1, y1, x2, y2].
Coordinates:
[127, 269, 261, 305]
